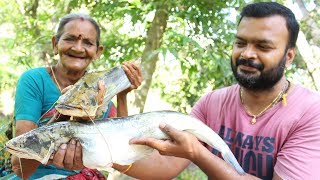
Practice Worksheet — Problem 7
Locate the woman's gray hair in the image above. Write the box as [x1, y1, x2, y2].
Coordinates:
[55, 13, 101, 47]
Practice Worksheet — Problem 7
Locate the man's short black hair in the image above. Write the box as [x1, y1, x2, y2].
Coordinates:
[239, 2, 299, 48]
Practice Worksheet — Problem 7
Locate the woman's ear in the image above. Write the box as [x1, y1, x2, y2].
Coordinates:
[52, 36, 58, 55]
[94, 46, 104, 60]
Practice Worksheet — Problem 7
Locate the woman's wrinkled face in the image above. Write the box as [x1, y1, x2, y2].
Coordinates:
[53, 19, 102, 72]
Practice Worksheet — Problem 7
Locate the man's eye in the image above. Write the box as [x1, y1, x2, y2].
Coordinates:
[257, 45, 270, 50]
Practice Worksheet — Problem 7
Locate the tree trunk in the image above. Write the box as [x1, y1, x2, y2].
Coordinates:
[296, 0, 320, 46]
[296, 31, 320, 90]
[286, 0, 320, 90]
[133, 3, 169, 112]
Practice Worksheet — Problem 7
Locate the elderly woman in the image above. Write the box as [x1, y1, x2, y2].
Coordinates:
[12, 13, 142, 179]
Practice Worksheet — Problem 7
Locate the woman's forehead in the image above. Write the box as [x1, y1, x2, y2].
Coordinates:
[62, 19, 97, 40]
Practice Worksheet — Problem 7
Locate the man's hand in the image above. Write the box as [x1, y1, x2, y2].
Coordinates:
[47, 139, 85, 170]
[130, 123, 202, 161]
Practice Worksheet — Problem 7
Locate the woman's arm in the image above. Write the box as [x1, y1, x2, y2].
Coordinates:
[117, 61, 142, 117]
[113, 151, 190, 179]
[12, 120, 84, 178]
[117, 93, 128, 117]
[11, 120, 40, 179]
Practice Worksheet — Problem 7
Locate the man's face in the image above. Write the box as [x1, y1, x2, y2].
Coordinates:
[231, 16, 291, 90]
[52, 19, 103, 72]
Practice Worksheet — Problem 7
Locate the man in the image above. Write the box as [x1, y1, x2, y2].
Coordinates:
[113, 2, 320, 179]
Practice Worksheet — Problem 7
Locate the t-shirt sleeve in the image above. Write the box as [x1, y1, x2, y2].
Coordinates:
[274, 104, 320, 179]
[190, 92, 210, 123]
[14, 71, 43, 123]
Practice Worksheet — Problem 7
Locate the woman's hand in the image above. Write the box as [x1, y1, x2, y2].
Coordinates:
[47, 139, 85, 170]
[116, 61, 143, 117]
[130, 123, 203, 161]
[119, 61, 143, 96]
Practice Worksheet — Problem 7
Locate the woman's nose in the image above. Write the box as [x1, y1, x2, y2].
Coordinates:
[71, 41, 85, 52]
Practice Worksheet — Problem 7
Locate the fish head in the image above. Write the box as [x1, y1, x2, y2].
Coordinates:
[56, 66, 131, 118]
[5, 122, 73, 163]
[56, 72, 105, 117]
[55, 103, 98, 117]
[5, 135, 45, 162]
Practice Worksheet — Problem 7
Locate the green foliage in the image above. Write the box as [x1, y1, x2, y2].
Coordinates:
[0, 118, 12, 171]
[176, 164, 207, 180]
[0, 0, 318, 114]
[0, 0, 240, 112]
[152, 1, 244, 112]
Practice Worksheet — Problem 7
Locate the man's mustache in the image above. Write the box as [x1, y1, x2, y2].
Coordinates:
[236, 58, 264, 71]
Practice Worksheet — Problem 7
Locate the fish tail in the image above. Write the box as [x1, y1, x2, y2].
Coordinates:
[186, 127, 245, 175]
[221, 149, 245, 175]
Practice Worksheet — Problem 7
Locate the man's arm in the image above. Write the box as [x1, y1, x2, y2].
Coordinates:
[130, 123, 260, 179]
[190, 141, 258, 179]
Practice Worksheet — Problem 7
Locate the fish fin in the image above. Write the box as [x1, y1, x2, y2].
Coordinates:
[221, 150, 245, 175]
[185, 127, 245, 175]
[41, 141, 55, 164]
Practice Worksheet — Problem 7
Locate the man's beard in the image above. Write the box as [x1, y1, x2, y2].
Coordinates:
[231, 53, 286, 91]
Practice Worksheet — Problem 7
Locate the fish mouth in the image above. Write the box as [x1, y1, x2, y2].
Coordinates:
[6, 146, 42, 162]
[55, 104, 82, 110]
[5, 146, 23, 154]
[55, 104, 94, 117]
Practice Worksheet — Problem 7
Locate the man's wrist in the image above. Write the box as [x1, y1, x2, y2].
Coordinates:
[190, 142, 207, 163]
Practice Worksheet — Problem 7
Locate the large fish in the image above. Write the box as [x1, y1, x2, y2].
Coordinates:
[5, 111, 245, 175]
[55, 66, 131, 117]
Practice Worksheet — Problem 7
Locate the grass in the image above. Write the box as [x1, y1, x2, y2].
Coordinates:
[102, 163, 207, 180]
[176, 163, 207, 180]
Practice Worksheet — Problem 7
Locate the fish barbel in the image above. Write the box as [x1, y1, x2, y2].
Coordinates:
[55, 66, 131, 117]
[5, 111, 245, 175]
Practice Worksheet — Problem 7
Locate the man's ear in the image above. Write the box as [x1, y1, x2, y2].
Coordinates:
[285, 47, 295, 68]
[94, 46, 104, 60]
[52, 36, 58, 55]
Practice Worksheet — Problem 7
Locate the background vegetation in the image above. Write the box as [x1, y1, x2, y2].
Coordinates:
[0, 0, 320, 179]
